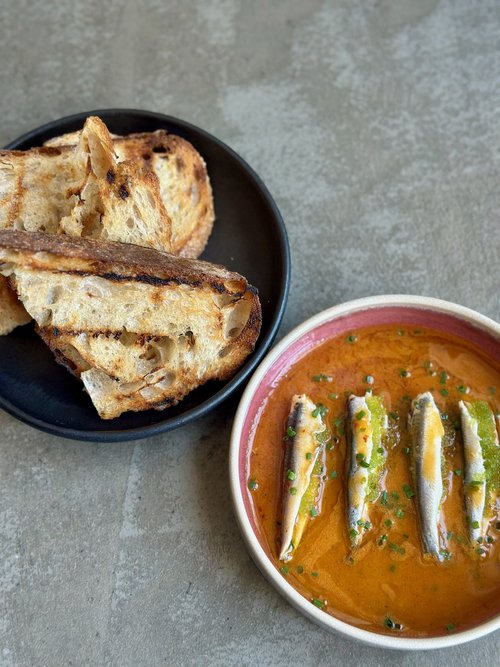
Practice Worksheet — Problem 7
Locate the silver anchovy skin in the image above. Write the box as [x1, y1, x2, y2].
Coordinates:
[459, 400, 487, 542]
[409, 391, 444, 561]
[279, 394, 325, 561]
[346, 395, 373, 548]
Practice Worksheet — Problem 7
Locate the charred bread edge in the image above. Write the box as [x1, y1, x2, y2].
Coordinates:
[0, 230, 257, 293]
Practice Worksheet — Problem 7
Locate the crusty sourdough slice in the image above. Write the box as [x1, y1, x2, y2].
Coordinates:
[46, 127, 215, 258]
[0, 230, 261, 419]
[58, 116, 173, 252]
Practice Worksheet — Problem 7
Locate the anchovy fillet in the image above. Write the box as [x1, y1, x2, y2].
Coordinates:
[346, 393, 387, 547]
[459, 400, 499, 542]
[409, 392, 444, 561]
[279, 394, 326, 561]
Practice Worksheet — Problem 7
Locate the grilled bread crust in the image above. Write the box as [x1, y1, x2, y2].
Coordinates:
[0, 230, 261, 419]
[45, 127, 215, 259]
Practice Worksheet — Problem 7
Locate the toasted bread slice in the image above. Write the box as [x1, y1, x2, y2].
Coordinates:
[58, 116, 173, 252]
[0, 230, 261, 419]
[46, 127, 215, 258]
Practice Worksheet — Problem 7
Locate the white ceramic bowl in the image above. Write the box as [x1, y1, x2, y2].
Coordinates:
[229, 295, 500, 650]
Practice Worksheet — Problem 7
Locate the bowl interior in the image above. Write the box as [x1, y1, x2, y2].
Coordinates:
[0, 109, 290, 441]
[233, 299, 500, 649]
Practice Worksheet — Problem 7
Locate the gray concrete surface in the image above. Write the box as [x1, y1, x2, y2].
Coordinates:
[1, 0, 500, 664]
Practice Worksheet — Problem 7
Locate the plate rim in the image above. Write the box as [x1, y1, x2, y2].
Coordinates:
[0, 108, 291, 442]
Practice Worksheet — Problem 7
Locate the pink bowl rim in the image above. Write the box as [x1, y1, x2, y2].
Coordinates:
[229, 295, 500, 651]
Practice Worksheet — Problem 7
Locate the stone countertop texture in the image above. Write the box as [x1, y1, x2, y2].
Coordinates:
[1, 1, 500, 665]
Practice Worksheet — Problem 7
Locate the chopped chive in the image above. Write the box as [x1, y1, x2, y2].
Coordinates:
[346, 334, 357, 343]
[357, 519, 365, 526]
[360, 460, 370, 468]
[312, 403, 328, 418]
[477, 537, 483, 543]
[377, 447, 384, 454]
[391, 492, 400, 500]
[280, 566, 289, 575]
[287, 470, 297, 481]
[439, 371, 448, 384]
[310, 507, 318, 518]
[384, 519, 393, 528]
[469, 480, 484, 488]
[306, 452, 312, 461]
[486, 536, 493, 544]
[457, 385, 469, 394]
[330, 470, 337, 479]
[378, 534, 388, 545]
[248, 478, 258, 491]
[365, 375, 374, 384]
[402, 484, 415, 499]
[349, 528, 358, 539]
[328, 393, 338, 400]
[402, 395, 410, 402]
[446, 623, 455, 632]
[441, 388, 449, 397]
[364, 521, 371, 530]
[395, 508, 405, 519]
[403, 447, 410, 455]
[472, 520, 480, 529]
[454, 468, 462, 476]
[311, 571, 319, 578]
[312, 598, 324, 608]
[286, 426, 296, 438]
[334, 417, 345, 436]
[384, 617, 394, 629]
[355, 410, 366, 420]
[389, 412, 399, 421]
[312, 373, 332, 382]
[296, 565, 304, 574]
[389, 564, 397, 572]
[477, 547, 486, 555]
[440, 549, 451, 561]
[380, 491, 388, 505]
[399, 369, 410, 378]
[289, 487, 298, 496]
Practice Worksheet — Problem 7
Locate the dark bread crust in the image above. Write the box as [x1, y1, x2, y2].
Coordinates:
[0, 230, 248, 291]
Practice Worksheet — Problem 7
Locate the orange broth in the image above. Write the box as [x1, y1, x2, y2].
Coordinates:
[247, 325, 500, 637]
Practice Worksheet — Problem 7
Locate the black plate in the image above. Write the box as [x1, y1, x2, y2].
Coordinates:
[0, 109, 290, 441]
